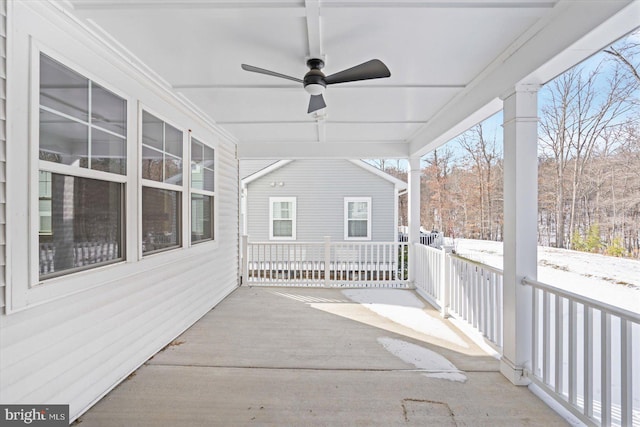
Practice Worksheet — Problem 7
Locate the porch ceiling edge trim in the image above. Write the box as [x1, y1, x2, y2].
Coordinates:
[349, 160, 408, 190]
[242, 160, 293, 185]
[70, 1, 557, 10]
[236, 141, 410, 159]
[407, 0, 635, 158]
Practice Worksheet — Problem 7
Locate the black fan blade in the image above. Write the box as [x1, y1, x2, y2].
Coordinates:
[241, 64, 303, 84]
[308, 94, 326, 114]
[325, 59, 390, 85]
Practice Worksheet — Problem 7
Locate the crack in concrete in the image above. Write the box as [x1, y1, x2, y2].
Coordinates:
[401, 398, 456, 425]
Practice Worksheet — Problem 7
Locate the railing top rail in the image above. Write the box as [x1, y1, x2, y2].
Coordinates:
[412, 243, 442, 254]
[449, 253, 504, 275]
[247, 241, 326, 245]
[522, 277, 640, 323]
[247, 241, 407, 246]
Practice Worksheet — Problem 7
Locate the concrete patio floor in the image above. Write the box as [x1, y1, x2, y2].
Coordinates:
[75, 286, 568, 426]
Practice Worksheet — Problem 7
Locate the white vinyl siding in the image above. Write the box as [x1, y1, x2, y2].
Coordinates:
[269, 197, 296, 240]
[246, 160, 397, 242]
[2, 2, 238, 423]
[0, 0, 6, 309]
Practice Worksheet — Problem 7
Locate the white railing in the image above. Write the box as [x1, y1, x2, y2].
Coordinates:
[243, 237, 409, 288]
[413, 245, 503, 350]
[448, 253, 503, 350]
[414, 244, 445, 309]
[524, 277, 640, 427]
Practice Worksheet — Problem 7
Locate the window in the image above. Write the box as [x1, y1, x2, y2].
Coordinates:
[141, 111, 183, 254]
[38, 54, 126, 279]
[191, 138, 215, 243]
[269, 197, 296, 240]
[141, 187, 181, 253]
[345, 197, 371, 240]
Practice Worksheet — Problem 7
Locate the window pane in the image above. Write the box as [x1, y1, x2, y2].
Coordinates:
[273, 220, 292, 237]
[40, 54, 88, 122]
[348, 220, 368, 237]
[191, 194, 213, 243]
[273, 201, 291, 219]
[191, 140, 203, 163]
[39, 173, 123, 278]
[39, 171, 52, 197]
[204, 146, 215, 163]
[39, 109, 88, 167]
[164, 123, 183, 158]
[142, 187, 181, 254]
[165, 155, 183, 185]
[202, 168, 215, 192]
[141, 146, 163, 181]
[142, 111, 163, 151]
[91, 128, 126, 175]
[191, 140, 214, 190]
[92, 82, 127, 136]
[348, 201, 368, 220]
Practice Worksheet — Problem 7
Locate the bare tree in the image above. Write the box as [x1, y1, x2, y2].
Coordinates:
[423, 148, 454, 232]
[457, 123, 500, 240]
[603, 29, 640, 83]
[539, 56, 638, 248]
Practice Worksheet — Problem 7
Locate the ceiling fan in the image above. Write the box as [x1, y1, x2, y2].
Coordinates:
[241, 58, 391, 114]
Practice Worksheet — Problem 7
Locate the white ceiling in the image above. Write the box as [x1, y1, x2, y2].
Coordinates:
[66, 0, 638, 159]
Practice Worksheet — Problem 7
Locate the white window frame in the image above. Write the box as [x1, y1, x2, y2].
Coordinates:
[189, 135, 217, 245]
[139, 107, 186, 256]
[344, 197, 372, 240]
[269, 197, 296, 240]
[34, 50, 129, 281]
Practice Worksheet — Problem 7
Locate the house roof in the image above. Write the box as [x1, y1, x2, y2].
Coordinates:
[242, 159, 407, 191]
[65, 1, 638, 161]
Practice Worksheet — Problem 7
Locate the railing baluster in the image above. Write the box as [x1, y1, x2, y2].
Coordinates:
[620, 318, 632, 427]
[584, 305, 593, 419]
[601, 311, 611, 426]
[532, 287, 539, 378]
[554, 294, 563, 395]
[543, 290, 551, 386]
[568, 300, 577, 406]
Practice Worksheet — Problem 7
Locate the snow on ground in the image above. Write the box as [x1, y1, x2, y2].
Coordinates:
[451, 239, 640, 313]
[377, 337, 467, 382]
[342, 289, 468, 348]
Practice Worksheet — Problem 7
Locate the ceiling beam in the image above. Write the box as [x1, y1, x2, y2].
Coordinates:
[173, 84, 465, 89]
[305, 0, 323, 60]
[237, 141, 410, 159]
[322, 2, 555, 8]
[71, 0, 555, 9]
[71, 1, 304, 10]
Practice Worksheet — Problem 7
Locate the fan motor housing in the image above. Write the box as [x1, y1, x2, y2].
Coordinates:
[304, 58, 327, 92]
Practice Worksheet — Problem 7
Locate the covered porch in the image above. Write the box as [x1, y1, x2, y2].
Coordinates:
[2, 1, 638, 426]
[75, 286, 568, 426]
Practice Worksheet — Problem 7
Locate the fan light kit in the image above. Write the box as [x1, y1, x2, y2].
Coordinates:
[241, 58, 390, 114]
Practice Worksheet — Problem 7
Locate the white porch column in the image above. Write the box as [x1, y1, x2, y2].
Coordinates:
[407, 157, 421, 285]
[501, 84, 539, 385]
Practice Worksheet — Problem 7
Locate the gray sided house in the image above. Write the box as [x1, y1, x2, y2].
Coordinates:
[242, 160, 407, 243]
